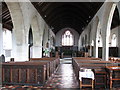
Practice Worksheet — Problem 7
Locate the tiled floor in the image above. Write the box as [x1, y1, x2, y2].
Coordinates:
[45, 64, 79, 88]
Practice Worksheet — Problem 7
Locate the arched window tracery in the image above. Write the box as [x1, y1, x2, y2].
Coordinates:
[62, 30, 73, 46]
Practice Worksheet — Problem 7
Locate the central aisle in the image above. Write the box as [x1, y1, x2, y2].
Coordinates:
[45, 59, 79, 88]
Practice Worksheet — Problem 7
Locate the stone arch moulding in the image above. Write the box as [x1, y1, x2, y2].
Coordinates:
[101, 2, 117, 61]
[31, 16, 41, 46]
[5, 1, 25, 45]
[4, 1, 29, 61]
[117, 1, 120, 16]
[92, 16, 99, 58]
[31, 16, 43, 58]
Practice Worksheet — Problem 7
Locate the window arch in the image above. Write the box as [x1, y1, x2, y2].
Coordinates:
[62, 30, 73, 46]
[111, 34, 117, 47]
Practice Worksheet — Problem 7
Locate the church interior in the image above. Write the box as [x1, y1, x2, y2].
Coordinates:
[0, 0, 120, 89]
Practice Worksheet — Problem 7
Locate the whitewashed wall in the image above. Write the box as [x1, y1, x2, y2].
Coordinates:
[55, 28, 79, 47]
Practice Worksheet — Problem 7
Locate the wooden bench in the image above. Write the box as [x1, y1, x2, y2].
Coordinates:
[73, 57, 101, 60]
[72, 57, 119, 88]
[30, 57, 60, 77]
[109, 57, 120, 63]
[106, 66, 120, 88]
[30, 57, 60, 68]
[2, 62, 49, 86]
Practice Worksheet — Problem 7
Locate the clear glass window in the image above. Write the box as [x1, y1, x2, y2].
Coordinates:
[62, 30, 73, 46]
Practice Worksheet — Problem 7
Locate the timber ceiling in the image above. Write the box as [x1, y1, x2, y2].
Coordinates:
[2, 2, 13, 30]
[1, 2, 120, 34]
[32, 2, 104, 34]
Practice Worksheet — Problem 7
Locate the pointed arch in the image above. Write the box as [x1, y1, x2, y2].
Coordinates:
[28, 26, 33, 59]
[5, 2, 25, 45]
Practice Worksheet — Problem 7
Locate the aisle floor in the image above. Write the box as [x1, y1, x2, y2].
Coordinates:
[45, 64, 79, 88]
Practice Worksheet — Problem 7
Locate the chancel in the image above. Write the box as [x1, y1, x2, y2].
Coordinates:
[0, 0, 120, 89]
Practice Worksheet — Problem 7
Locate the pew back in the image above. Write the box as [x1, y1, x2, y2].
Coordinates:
[2, 62, 48, 86]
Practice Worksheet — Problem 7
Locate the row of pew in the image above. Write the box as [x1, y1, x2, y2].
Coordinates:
[72, 57, 120, 88]
[2, 57, 60, 86]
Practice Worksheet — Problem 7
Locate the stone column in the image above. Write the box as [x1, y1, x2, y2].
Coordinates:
[0, 24, 3, 55]
[0, 24, 2, 87]
[94, 39, 99, 58]
[117, 2, 120, 56]
[32, 45, 42, 58]
[31, 34, 43, 58]
[101, 3, 116, 61]
[93, 18, 99, 58]
[5, 2, 29, 61]
[15, 44, 29, 61]
[43, 27, 49, 50]
[88, 45, 92, 57]
[12, 32, 29, 61]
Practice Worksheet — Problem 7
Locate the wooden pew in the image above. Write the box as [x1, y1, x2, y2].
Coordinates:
[73, 57, 101, 60]
[30, 57, 60, 69]
[106, 66, 120, 88]
[2, 61, 49, 86]
[109, 57, 120, 63]
[30, 57, 60, 77]
[72, 57, 119, 88]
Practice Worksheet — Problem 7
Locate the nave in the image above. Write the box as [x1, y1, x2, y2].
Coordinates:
[1, 58, 120, 89]
[1, 1, 120, 90]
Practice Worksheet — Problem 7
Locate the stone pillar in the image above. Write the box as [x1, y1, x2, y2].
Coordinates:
[31, 34, 43, 58]
[117, 2, 120, 16]
[43, 27, 49, 50]
[0, 3, 2, 86]
[11, 31, 16, 60]
[88, 45, 92, 57]
[10, 24, 29, 62]
[93, 18, 99, 58]
[32, 46, 42, 58]
[0, 24, 2, 87]
[117, 2, 120, 56]
[118, 26, 120, 57]
[94, 39, 98, 58]
[102, 34, 109, 61]
[11, 30, 29, 62]
[101, 3, 116, 61]
[15, 44, 29, 61]
[5, 2, 29, 61]
[0, 24, 3, 55]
